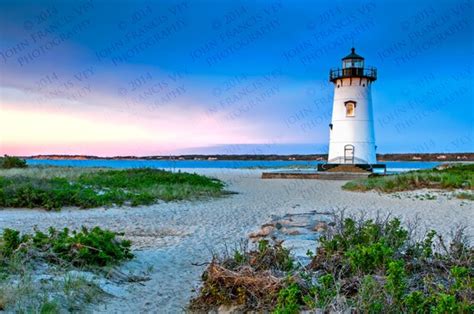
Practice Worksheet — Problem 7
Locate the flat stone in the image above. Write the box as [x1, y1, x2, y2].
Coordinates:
[313, 222, 328, 232]
[260, 225, 274, 236]
[249, 225, 274, 239]
[280, 227, 313, 236]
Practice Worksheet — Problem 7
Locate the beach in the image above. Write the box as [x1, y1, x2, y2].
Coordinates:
[0, 168, 472, 313]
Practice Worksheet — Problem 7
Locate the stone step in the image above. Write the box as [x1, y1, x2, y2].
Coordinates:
[261, 171, 369, 180]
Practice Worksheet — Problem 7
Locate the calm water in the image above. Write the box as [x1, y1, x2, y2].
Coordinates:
[25, 159, 441, 173]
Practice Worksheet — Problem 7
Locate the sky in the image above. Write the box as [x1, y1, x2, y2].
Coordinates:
[0, 0, 473, 156]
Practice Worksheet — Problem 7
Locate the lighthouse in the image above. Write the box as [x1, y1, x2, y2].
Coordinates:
[325, 48, 381, 170]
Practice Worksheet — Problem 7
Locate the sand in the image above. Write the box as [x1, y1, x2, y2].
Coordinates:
[0, 168, 472, 313]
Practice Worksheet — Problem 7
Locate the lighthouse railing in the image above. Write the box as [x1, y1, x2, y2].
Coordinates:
[329, 67, 377, 82]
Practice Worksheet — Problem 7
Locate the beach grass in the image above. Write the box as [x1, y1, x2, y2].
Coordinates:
[342, 164, 474, 193]
[0, 167, 226, 210]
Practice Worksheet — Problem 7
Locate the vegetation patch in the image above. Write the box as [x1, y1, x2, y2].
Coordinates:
[0, 167, 226, 210]
[0, 155, 27, 169]
[189, 240, 293, 311]
[0, 226, 134, 312]
[189, 214, 473, 313]
[0, 226, 133, 268]
[343, 164, 474, 193]
[456, 191, 474, 201]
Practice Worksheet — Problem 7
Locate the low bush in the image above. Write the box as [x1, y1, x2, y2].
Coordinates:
[189, 214, 474, 313]
[0, 155, 27, 169]
[0, 226, 133, 269]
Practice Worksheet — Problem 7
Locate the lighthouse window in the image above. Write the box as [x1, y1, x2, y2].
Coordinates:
[345, 101, 356, 117]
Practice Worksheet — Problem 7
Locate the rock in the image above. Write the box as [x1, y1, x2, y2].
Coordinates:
[285, 228, 301, 235]
[275, 222, 283, 230]
[248, 232, 260, 239]
[313, 222, 328, 232]
[249, 225, 274, 238]
[278, 218, 294, 225]
[260, 225, 274, 236]
[280, 227, 309, 236]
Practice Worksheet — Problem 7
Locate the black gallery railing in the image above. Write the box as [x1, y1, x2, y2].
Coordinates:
[329, 67, 377, 82]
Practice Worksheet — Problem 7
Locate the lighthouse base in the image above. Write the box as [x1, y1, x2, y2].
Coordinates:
[317, 163, 386, 174]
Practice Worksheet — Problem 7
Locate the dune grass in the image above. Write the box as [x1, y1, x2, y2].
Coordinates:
[343, 164, 474, 193]
[0, 167, 226, 210]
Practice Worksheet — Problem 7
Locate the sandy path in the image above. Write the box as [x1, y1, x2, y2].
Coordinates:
[0, 169, 472, 313]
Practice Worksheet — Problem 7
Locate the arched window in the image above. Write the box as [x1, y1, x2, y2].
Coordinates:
[345, 101, 356, 117]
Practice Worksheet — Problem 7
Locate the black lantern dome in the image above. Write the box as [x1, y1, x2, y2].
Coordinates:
[342, 48, 364, 61]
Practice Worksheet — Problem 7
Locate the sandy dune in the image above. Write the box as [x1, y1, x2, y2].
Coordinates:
[0, 169, 472, 313]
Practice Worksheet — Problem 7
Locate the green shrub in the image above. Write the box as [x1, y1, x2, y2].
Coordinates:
[314, 274, 337, 308]
[358, 275, 385, 313]
[346, 242, 394, 274]
[0, 155, 27, 169]
[403, 291, 427, 313]
[274, 283, 301, 314]
[0, 226, 133, 268]
[386, 260, 407, 305]
[0, 229, 25, 257]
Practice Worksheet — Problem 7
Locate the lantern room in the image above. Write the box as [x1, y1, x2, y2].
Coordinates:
[342, 48, 364, 69]
[329, 48, 377, 83]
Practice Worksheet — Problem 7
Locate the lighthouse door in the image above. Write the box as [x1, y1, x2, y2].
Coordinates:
[344, 145, 355, 164]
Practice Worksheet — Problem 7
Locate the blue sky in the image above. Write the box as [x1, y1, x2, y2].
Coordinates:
[0, 0, 473, 156]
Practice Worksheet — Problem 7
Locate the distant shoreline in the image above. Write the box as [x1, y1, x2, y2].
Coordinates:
[21, 153, 474, 162]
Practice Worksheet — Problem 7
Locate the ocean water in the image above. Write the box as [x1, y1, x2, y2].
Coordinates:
[25, 159, 441, 173]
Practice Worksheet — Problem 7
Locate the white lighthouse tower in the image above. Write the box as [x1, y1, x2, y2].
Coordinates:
[326, 48, 379, 167]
